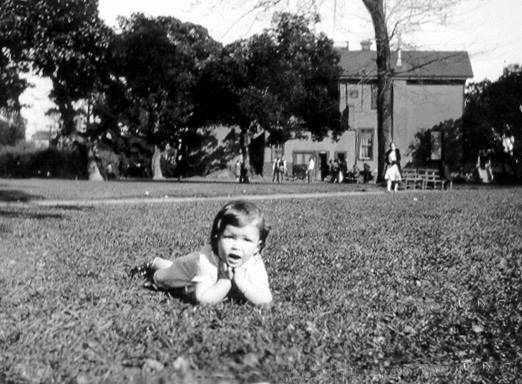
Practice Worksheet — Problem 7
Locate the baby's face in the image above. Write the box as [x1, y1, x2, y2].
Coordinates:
[217, 223, 260, 268]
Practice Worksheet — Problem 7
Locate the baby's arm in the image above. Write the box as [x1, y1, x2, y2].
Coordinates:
[194, 262, 232, 305]
[233, 262, 272, 306]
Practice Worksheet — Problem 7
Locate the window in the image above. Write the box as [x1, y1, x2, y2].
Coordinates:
[292, 151, 316, 179]
[370, 84, 378, 110]
[358, 129, 374, 160]
[293, 152, 314, 165]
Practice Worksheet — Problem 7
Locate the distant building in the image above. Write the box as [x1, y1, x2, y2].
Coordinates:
[262, 42, 473, 180]
[31, 130, 52, 148]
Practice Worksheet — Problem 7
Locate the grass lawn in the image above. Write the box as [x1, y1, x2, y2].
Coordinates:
[0, 178, 378, 202]
[1, 187, 521, 383]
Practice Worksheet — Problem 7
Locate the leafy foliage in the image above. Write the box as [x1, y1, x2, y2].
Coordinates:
[464, 65, 522, 180]
[1, 188, 521, 383]
[256, 12, 341, 141]
[0, 144, 87, 178]
[0, 0, 31, 111]
[103, 14, 221, 145]
[409, 119, 463, 169]
[197, 13, 341, 177]
[3, 0, 114, 136]
[0, 114, 25, 147]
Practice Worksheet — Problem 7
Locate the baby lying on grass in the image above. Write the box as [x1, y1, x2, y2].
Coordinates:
[131, 200, 272, 306]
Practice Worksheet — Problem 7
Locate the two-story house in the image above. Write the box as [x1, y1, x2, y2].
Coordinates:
[262, 42, 473, 180]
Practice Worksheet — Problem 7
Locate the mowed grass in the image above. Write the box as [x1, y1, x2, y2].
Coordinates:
[1, 189, 521, 383]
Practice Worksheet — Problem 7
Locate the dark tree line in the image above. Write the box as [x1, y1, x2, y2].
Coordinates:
[0, 0, 341, 180]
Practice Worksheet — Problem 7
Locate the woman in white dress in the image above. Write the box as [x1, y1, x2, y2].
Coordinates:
[384, 142, 402, 192]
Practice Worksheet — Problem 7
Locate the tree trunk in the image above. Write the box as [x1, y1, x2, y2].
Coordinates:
[51, 78, 77, 137]
[152, 145, 165, 180]
[363, 0, 393, 182]
[239, 126, 250, 183]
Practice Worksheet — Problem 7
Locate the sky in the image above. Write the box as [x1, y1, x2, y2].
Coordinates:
[21, 0, 522, 138]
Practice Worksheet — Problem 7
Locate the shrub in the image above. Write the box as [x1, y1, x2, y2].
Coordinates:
[96, 147, 121, 180]
[409, 119, 463, 170]
[0, 117, 25, 147]
[0, 144, 87, 178]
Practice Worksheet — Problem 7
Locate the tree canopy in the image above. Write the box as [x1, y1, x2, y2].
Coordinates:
[107, 13, 221, 146]
[8, 0, 113, 136]
[464, 65, 522, 173]
[197, 12, 341, 180]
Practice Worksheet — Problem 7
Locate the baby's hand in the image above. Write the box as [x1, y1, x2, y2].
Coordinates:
[218, 261, 234, 280]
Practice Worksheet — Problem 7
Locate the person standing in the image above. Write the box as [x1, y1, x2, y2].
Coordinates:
[234, 159, 241, 182]
[272, 157, 281, 183]
[306, 156, 315, 183]
[330, 159, 338, 183]
[384, 142, 402, 192]
[338, 157, 346, 183]
[280, 158, 287, 182]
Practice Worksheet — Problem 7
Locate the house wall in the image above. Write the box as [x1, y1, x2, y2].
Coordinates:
[393, 81, 465, 165]
[261, 80, 465, 180]
[263, 81, 379, 180]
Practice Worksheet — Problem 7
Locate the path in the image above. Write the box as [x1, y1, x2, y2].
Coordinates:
[0, 190, 391, 208]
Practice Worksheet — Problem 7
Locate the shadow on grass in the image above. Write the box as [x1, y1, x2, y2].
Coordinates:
[0, 189, 43, 202]
[0, 205, 93, 220]
[0, 209, 63, 220]
[52, 205, 94, 212]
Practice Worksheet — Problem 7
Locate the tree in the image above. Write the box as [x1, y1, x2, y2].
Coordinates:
[361, 0, 461, 180]
[0, 112, 25, 147]
[0, 0, 31, 119]
[464, 65, 522, 180]
[106, 13, 221, 178]
[462, 80, 495, 165]
[361, 0, 392, 181]
[5, 0, 113, 137]
[197, 13, 341, 182]
[409, 118, 463, 170]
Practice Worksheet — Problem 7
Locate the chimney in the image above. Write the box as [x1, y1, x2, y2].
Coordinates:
[346, 41, 349, 50]
[396, 33, 402, 67]
[360, 39, 372, 51]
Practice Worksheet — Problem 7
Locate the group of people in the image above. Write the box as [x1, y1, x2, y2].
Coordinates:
[265, 142, 454, 191]
[234, 158, 250, 183]
[326, 157, 348, 183]
[271, 157, 288, 183]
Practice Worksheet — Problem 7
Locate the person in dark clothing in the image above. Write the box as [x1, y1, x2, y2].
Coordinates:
[439, 161, 452, 189]
[384, 142, 402, 192]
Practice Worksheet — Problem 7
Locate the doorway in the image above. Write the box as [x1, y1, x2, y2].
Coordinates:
[319, 152, 328, 181]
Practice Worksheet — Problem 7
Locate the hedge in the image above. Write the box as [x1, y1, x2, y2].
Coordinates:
[0, 145, 88, 179]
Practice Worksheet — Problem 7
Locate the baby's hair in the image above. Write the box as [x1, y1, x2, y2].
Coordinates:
[210, 200, 270, 255]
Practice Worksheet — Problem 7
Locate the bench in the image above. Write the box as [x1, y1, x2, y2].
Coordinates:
[401, 168, 452, 190]
[401, 168, 424, 189]
[420, 168, 453, 190]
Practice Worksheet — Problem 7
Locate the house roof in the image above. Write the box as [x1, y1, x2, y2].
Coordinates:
[337, 49, 473, 80]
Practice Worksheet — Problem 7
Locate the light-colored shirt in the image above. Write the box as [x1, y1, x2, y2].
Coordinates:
[307, 158, 315, 170]
[164, 245, 271, 291]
